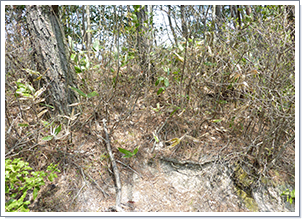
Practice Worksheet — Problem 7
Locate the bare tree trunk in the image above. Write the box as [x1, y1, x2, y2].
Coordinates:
[135, 6, 148, 74]
[286, 5, 295, 43]
[167, 5, 178, 47]
[86, 5, 91, 49]
[245, 5, 252, 16]
[236, 5, 242, 29]
[210, 5, 217, 46]
[26, 5, 77, 115]
[82, 5, 85, 50]
[230, 5, 236, 29]
[180, 5, 188, 39]
[215, 5, 223, 38]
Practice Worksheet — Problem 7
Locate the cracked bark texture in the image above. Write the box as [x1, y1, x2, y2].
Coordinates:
[26, 5, 77, 115]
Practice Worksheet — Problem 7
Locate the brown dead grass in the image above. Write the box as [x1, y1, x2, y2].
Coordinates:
[5, 61, 295, 213]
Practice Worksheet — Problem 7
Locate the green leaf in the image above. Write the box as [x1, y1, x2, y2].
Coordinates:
[22, 69, 41, 76]
[71, 53, 76, 61]
[170, 107, 180, 116]
[75, 66, 82, 73]
[41, 135, 54, 141]
[40, 103, 54, 109]
[157, 87, 165, 95]
[153, 132, 159, 142]
[92, 40, 100, 52]
[18, 123, 29, 127]
[93, 65, 100, 69]
[118, 147, 133, 158]
[156, 103, 160, 109]
[48, 174, 54, 182]
[54, 124, 61, 136]
[118, 147, 139, 158]
[133, 147, 139, 155]
[164, 78, 169, 87]
[291, 189, 295, 198]
[155, 77, 162, 86]
[21, 93, 33, 98]
[118, 147, 131, 155]
[87, 91, 99, 98]
[213, 119, 223, 123]
[112, 76, 117, 87]
[33, 187, 39, 200]
[289, 197, 293, 204]
[70, 87, 87, 97]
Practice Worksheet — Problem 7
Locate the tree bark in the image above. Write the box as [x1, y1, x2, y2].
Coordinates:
[236, 5, 242, 29]
[86, 5, 91, 49]
[26, 5, 77, 115]
[167, 5, 178, 47]
[180, 5, 187, 39]
[135, 6, 148, 74]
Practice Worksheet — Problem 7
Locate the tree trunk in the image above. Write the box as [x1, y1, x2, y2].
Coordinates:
[236, 5, 242, 29]
[82, 5, 85, 50]
[245, 5, 252, 16]
[86, 5, 91, 49]
[167, 5, 178, 47]
[180, 5, 188, 39]
[135, 6, 148, 74]
[26, 5, 77, 115]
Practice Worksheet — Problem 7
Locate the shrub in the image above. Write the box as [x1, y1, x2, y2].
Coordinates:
[5, 158, 60, 212]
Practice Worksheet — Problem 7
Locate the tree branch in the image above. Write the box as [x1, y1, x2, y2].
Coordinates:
[102, 119, 124, 212]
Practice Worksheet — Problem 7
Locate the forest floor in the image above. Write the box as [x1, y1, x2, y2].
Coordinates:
[21, 79, 294, 213]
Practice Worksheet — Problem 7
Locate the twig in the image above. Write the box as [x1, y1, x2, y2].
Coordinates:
[109, 94, 140, 136]
[84, 170, 109, 197]
[93, 130, 107, 142]
[265, 135, 295, 172]
[156, 115, 171, 134]
[69, 161, 87, 208]
[116, 160, 144, 179]
[102, 119, 124, 212]
[69, 181, 86, 208]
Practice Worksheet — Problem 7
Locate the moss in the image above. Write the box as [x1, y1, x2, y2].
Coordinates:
[232, 164, 255, 197]
[232, 163, 259, 211]
[236, 188, 259, 212]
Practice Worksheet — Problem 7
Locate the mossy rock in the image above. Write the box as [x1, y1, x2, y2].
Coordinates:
[236, 188, 259, 212]
[232, 163, 260, 211]
[232, 163, 255, 197]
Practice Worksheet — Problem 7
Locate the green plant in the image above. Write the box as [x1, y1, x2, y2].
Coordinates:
[70, 86, 99, 98]
[281, 188, 295, 204]
[14, 78, 49, 118]
[5, 158, 60, 212]
[151, 103, 162, 113]
[118, 146, 139, 158]
[155, 76, 169, 95]
[41, 124, 62, 141]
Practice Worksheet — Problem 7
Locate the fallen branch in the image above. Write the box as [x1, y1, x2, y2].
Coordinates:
[69, 162, 87, 208]
[84, 170, 109, 198]
[116, 160, 144, 179]
[102, 119, 124, 212]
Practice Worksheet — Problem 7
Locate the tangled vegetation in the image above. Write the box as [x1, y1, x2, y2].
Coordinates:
[5, 5, 295, 212]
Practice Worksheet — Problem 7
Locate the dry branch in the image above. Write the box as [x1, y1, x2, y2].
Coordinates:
[102, 119, 124, 212]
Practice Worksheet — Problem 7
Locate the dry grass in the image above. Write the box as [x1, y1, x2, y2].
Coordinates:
[5, 6, 295, 211]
